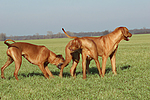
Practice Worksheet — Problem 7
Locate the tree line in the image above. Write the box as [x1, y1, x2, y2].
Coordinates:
[0, 30, 110, 41]
[0, 28, 150, 41]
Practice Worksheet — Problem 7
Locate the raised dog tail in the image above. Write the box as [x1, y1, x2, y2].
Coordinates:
[62, 28, 78, 39]
[4, 39, 15, 47]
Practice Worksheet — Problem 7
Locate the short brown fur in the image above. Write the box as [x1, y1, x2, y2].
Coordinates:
[59, 27, 132, 78]
[1, 39, 65, 80]
[68, 37, 102, 79]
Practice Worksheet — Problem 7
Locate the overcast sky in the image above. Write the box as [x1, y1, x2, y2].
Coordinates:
[0, 0, 150, 36]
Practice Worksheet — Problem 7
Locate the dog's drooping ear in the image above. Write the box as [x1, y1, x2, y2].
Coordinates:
[121, 27, 128, 37]
[56, 55, 63, 58]
[120, 27, 132, 41]
[56, 55, 65, 61]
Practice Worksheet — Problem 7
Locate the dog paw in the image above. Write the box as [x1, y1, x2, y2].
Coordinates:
[1, 76, 6, 79]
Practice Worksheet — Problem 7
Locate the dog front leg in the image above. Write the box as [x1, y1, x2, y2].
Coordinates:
[110, 49, 117, 75]
[86, 59, 90, 74]
[102, 56, 108, 77]
[38, 64, 49, 79]
[110, 54, 117, 75]
[45, 66, 54, 78]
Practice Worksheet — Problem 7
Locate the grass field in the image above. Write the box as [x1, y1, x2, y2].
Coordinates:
[0, 34, 150, 100]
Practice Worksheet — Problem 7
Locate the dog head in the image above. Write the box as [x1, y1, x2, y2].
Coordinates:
[54, 55, 65, 69]
[68, 39, 82, 52]
[120, 27, 132, 41]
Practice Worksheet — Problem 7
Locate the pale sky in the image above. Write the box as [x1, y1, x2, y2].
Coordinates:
[0, 0, 150, 36]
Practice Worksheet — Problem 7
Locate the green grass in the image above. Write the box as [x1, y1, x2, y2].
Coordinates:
[0, 35, 150, 99]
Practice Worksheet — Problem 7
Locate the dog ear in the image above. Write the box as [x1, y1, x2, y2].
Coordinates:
[56, 55, 63, 58]
[121, 27, 128, 37]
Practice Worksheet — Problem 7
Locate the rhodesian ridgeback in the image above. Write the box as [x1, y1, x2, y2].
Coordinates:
[59, 27, 132, 78]
[68, 37, 102, 79]
[1, 39, 65, 80]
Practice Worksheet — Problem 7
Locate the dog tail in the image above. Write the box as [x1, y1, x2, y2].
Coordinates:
[4, 39, 15, 47]
[62, 28, 77, 39]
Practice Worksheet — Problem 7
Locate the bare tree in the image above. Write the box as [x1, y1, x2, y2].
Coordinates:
[66, 31, 74, 36]
[0, 33, 6, 41]
[47, 31, 53, 38]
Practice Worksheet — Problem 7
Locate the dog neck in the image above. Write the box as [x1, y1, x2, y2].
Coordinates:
[109, 30, 124, 45]
[48, 51, 57, 65]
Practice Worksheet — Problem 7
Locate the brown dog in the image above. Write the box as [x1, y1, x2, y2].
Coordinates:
[68, 37, 102, 79]
[59, 27, 132, 78]
[1, 39, 65, 80]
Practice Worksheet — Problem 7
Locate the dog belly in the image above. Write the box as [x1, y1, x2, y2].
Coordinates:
[23, 54, 38, 65]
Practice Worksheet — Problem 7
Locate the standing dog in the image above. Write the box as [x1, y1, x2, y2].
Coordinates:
[68, 37, 102, 79]
[1, 39, 65, 80]
[59, 27, 132, 78]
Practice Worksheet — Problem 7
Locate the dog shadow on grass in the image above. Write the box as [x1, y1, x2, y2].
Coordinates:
[120, 65, 131, 70]
[8, 65, 131, 79]
[84, 65, 131, 75]
[8, 71, 71, 79]
[8, 72, 44, 79]
[9, 71, 71, 79]
[23, 65, 131, 77]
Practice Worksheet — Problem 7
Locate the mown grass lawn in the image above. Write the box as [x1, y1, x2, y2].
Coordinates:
[0, 34, 150, 100]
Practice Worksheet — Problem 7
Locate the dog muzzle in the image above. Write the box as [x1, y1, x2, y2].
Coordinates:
[57, 63, 63, 69]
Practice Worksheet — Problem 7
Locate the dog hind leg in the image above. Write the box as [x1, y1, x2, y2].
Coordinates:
[94, 59, 102, 77]
[8, 48, 22, 81]
[14, 60, 22, 81]
[70, 61, 78, 78]
[1, 56, 14, 79]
